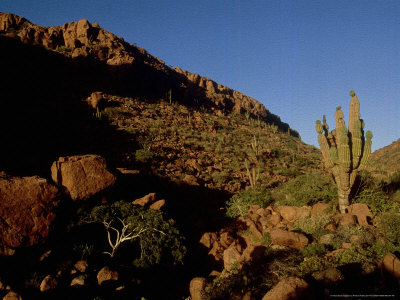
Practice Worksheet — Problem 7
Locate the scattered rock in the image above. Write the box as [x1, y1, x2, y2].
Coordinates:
[274, 206, 310, 223]
[71, 275, 86, 287]
[3, 291, 22, 300]
[199, 232, 218, 249]
[333, 213, 356, 226]
[347, 203, 372, 227]
[311, 203, 330, 216]
[133, 192, 157, 206]
[319, 233, 335, 245]
[324, 222, 337, 232]
[0, 174, 59, 255]
[40, 275, 58, 292]
[189, 277, 206, 300]
[382, 253, 400, 279]
[87, 91, 105, 110]
[97, 266, 119, 285]
[261, 276, 309, 300]
[223, 246, 241, 271]
[269, 228, 308, 250]
[74, 260, 88, 273]
[51, 154, 116, 200]
[219, 231, 234, 249]
[149, 199, 165, 210]
[265, 213, 282, 228]
[183, 174, 199, 186]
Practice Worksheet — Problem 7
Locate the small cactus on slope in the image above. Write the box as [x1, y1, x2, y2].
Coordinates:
[315, 91, 372, 213]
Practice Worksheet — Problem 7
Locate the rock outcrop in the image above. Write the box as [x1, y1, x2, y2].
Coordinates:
[0, 173, 59, 255]
[51, 154, 116, 200]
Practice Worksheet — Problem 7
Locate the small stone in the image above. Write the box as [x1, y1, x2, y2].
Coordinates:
[40, 275, 58, 292]
[149, 199, 165, 210]
[189, 277, 207, 300]
[97, 266, 118, 285]
[74, 260, 88, 273]
[132, 193, 156, 206]
[71, 275, 86, 287]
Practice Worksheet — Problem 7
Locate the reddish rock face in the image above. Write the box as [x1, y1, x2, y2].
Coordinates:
[51, 154, 116, 200]
[0, 173, 59, 255]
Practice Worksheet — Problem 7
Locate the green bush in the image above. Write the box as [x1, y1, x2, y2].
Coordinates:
[330, 224, 375, 250]
[135, 149, 154, 162]
[297, 256, 330, 277]
[300, 243, 327, 257]
[378, 212, 400, 245]
[81, 201, 186, 266]
[226, 188, 272, 218]
[292, 215, 332, 239]
[279, 172, 337, 206]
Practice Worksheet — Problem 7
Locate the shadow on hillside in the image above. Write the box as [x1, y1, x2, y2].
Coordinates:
[0, 35, 297, 178]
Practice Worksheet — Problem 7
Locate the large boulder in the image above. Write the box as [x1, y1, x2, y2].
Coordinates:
[269, 228, 308, 250]
[274, 206, 311, 224]
[51, 155, 116, 200]
[0, 173, 59, 255]
[382, 253, 400, 279]
[347, 203, 372, 227]
[262, 277, 309, 300]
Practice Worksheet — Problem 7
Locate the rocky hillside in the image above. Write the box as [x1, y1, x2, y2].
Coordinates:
[368, 139, 400, 178]
[0, 12, 293, 131]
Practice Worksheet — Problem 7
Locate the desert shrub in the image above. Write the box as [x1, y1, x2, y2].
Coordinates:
[368, 240, 400, 260]
[352, 170, 398, 215]
[279, 172, 337, 206]
[72, 243, 95, 260]
[80, 201, 186, 267]
[330, 225, 375, 249]
[212, 171, 230, 187]
[331, 247, 376, 273]
[204, 269, 247, 300]
[297, 256, 330, 277]
[135, 149, 154, 162]
[378, 212, 400, 246]
[226, 188, 272, 218]
[292, 215, 332, 240]
[353, 188, 390, 215]
[300, 243, 327, 258]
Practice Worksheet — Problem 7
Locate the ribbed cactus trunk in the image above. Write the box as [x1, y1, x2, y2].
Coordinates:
[315, 91, 372, 213]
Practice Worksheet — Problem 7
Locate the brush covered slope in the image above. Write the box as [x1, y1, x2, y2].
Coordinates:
[1, 12, 400, 300]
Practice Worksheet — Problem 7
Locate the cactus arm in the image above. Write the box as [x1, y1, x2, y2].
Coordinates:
[359, 130, 373, 169]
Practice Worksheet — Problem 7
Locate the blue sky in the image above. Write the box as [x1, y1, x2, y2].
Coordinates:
[1, 1, 399, 151]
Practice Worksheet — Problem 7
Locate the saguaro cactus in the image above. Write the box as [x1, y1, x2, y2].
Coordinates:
[315, 91, 372, 213]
